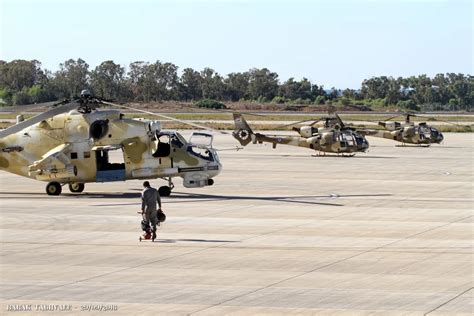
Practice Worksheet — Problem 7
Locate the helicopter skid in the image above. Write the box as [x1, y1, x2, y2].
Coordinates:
[396, 144, 431, 148]
[312, 152, 356, 158]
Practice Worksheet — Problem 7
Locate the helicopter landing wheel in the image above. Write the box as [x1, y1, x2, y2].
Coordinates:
[68, 183, 85, 193]
[158, 186, 171, 197]
[46, 182, 62, 196]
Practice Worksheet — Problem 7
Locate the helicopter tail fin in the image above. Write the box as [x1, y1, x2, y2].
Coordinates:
[232, 113, 254, 146]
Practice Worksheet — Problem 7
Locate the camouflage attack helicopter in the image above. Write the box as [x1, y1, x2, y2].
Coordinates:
[232, 112, 369, 156]
[362, 113, 445, 146]
[0, 91, 221, 196]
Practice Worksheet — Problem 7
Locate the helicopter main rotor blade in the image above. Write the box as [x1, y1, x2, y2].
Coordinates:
[0, 101, 79, 139]
[273, 119, 322, 129]
[411, 114, 466, 126]
[334, 112, 345, 128]
[217, 109, 268, 117]
[0, 100, 68, 113]
[101, 101, 230, 134]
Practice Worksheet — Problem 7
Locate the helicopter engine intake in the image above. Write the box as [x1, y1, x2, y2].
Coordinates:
[89, 120, 109, 140]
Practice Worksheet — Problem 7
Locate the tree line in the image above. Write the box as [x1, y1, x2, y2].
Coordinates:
[0, 59, 472, 111]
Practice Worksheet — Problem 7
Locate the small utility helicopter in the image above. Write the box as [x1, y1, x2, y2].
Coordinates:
[232, 112, 369, 156]
[362, 113, 445, 146]
[0, 91, 221, 196]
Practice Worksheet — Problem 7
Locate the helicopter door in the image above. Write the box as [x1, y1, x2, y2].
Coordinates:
[346, 134, 356, 147]
[93, 146, 126, 182]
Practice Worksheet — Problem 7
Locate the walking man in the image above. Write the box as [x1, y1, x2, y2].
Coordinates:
[141, 181, 162, 240]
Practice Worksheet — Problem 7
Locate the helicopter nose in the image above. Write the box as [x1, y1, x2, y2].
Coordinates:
[360, 140, 369, 152]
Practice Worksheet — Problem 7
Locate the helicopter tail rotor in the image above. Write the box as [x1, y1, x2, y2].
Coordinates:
[232, 113, 254, 146]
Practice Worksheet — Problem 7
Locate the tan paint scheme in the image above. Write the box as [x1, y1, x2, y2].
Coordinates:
[0, 109, 221, 189]
[361, 122, 444, 145]
[233, 113, 369, 155]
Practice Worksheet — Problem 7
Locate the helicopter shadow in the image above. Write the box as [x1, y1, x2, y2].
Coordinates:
[350, 155, 398, 159]
[167, 192, 345, 206]
[0, 191, 141, 200]
[88, 191, 354, 207]
[154, 238, 240, 244]
[152, 191, 391, 207]
[1, 191, 392, 208]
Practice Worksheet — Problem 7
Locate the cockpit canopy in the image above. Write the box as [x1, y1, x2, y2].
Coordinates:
[151, 131, 219, 162]
[189, 132, 214, 148]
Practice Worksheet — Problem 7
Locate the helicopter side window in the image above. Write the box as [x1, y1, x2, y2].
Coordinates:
[187, 146, 214, 161]
[346, 135, 355, 146]
[170, 135, 184, 148]
[338, 134, 348, 147]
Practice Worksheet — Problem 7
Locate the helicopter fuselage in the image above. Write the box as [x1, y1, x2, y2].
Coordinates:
[232, 113, 369, 155]
[0, 109, 221, 192]
[374, 122, 444, 144]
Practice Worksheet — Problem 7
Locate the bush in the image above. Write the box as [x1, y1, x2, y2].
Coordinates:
[0, 88, 12, 105]
[271, 96, 287, 104]
[27, 85, 54, 103]
[339, 97, 351, 106]
[292, 98, 312, 105]
[397, 99, 420, 111]
[13, 89, 31, 105]
[314, 95, 326, 105]
[448, 98, 459, 106]
[364, 98, 387, 108]
[194, 99, 227, 109]
[257, 96, 268, 103]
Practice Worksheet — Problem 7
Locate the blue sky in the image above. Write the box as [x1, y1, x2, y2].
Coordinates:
[1, 0, 472, 88]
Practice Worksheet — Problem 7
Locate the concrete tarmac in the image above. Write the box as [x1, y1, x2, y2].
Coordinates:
[0, 133, 472, 315]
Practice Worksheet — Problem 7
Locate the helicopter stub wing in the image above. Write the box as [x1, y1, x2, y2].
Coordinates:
[28, 143, 76, 180]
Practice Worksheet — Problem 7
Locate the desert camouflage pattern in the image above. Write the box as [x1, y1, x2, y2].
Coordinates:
[232, 113, 369, 155]
[0, 109, 221, 194]
[361, 121, 444, 145]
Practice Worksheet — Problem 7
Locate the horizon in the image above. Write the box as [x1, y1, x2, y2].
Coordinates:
[1, 0, 472, 89]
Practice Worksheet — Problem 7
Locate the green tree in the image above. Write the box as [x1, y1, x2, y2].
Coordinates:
[201, 68, 224, 100]
[90, 60, 126, 101]
[127, 61, 148, 100]
[223, 72, 249, 101]
[247, 68, 279, 100]
[0, 59, 47, 92]
[127, 61, 179, 101]
[179, 68, 203, 101]
[52, 58, 90, 98]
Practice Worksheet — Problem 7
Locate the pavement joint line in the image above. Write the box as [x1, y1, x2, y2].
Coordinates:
[5, 241, 227, 301]
[1, 134, 472, 313]
[188, 213, 473, 315]
[423, 287, 473, 315]
[0, 243, 57, 257]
